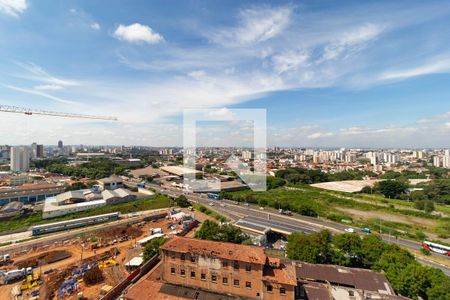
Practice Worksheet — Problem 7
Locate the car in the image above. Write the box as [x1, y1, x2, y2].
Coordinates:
[361, 227, 371, 234]
[259, 207, 265, 210]
[345, 228, 355, 233]
[220, 204, 226, 207]
[243, 203, 249, 206]
[208, 202, 215, 206]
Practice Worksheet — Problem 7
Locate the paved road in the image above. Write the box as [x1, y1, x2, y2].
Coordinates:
[149, 184, 450, 276]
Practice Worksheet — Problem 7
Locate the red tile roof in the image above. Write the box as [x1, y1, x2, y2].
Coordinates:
[161, 236, 267, 265]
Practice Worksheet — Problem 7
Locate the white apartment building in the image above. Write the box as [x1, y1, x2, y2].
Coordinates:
[10, 146, 30, 172]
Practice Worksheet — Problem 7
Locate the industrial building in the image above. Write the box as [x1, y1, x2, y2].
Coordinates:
[42, 187, 136, 219]
[160, 166, 201, 177]
[0, 183, 66, 205]
[98, 175, 124, 190]
[125, 237, 407, 300]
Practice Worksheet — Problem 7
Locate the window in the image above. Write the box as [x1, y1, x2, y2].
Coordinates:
[201, 273, 206, 280]
[181, 254, 186, 260]
[223, 261, 228, 267]
[280, 287, 286, 295]
[180, 269, 185, 276]
[348, 291, 354, 297]
[234, 279, 240, 287]
[223, 277, 228, 285]
[267, 285, 273, 292]
[245, 264, 251, 272]
[246, 281, 252, 288]
[171, 252, 175, 259]
[190, 255, 196, 262]
[170, 267, 176, 275]
[190, 271, 196, 278]
[211, 274, 217, 283]
[233, 261, 239, 270]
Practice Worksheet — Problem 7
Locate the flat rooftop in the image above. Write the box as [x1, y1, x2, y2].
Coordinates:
[311, 180, 379, 193]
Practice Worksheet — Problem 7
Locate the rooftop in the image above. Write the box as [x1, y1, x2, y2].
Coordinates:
[294, 262, 394, 294]
[161, 236, 267, 265]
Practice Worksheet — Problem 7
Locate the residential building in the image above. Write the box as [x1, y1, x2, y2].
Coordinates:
[10, 146, 30, 172]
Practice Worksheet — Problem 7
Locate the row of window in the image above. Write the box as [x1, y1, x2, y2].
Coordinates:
[169, 267, 286, 295]
[174, 253, 252, 271]
[170, 267, 252, 288]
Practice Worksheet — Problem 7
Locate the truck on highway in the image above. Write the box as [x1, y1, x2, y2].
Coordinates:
[279, 209, 292, 216]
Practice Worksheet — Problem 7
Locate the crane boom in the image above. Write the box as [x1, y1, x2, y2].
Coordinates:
[0, 104, 118, 121]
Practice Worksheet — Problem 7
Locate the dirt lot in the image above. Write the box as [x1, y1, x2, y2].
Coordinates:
[336, 207, 436, 227]
[0, 208, 208, 300]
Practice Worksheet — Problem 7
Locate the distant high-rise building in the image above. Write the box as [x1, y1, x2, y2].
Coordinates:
[241, 150, 253, 160]
[10, 146, 30, 172]
[443, 150, 450, 168]
[31, 142, 44, 159]
[58, 140, 64, 156]
[433, 156, 441, 168]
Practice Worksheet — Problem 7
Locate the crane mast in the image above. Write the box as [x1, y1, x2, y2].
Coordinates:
[0, 104, 118, 121]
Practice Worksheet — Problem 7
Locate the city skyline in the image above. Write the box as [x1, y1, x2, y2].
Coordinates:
[1, 0, 450, 147]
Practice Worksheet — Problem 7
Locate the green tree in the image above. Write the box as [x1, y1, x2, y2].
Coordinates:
[143, 237, 168, 261]
[332, 233, 362, 267]
[175, 195, 190, 207]
[375, 180, 408, 199]
[287, 230, 334, 264]
[194, 220, 248, 244]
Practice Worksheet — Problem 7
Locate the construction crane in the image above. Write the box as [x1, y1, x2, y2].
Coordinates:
[0, 104, 118, 121]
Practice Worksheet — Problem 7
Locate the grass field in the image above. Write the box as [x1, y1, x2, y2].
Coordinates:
[0, 194, 171, 233]
[226, 184, 450, 242]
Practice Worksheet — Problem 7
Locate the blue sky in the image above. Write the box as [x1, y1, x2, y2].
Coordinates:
[1, 0, 450, 147]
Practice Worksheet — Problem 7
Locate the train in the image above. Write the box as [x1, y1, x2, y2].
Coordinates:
[31, 212, 120, 236]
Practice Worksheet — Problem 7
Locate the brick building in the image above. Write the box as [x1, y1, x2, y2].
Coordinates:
[125, 236, 408, 300]
[160, 236, 297, 300]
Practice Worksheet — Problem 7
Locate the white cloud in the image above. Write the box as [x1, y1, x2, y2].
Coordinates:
[90, 22, 100, 30]
[380, 57, 450, 80]
[0, 0, 27, 17]
[114, 23, 164, 44]
[211, 5, 292, 46]
[188, 70, 206, 80]
[322, 23, 385, 61]
[33, 84, 64, 91]
[272, 50, 309, 73]
[14, 62, 79, 87]
[307, 132, 334, 139]
[2, 84, 78, 105]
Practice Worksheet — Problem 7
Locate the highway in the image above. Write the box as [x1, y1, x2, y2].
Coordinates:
[148, 183, 450, 276]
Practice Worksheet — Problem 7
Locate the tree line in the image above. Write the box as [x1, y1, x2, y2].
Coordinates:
[287, 230, 449, 299]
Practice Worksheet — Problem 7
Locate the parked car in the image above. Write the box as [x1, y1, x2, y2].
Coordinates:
[345, 228, 355, 233]
[208, 202, 215, 206]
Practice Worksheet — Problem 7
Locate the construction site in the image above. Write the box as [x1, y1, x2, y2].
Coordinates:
[0, 208, 201, 300]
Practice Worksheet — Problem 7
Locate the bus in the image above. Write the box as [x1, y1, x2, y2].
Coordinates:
[422, 241, 450, 256]
[207, 193, 222, 200]
[31, 212, 120, 236]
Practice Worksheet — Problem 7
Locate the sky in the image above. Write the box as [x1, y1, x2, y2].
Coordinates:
[1, 0, 450, 148]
